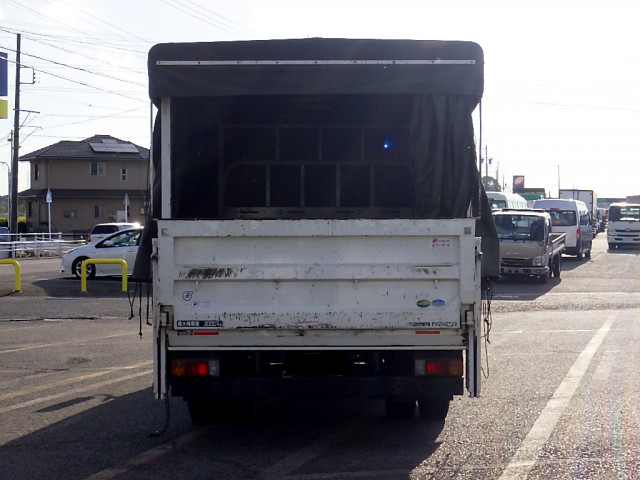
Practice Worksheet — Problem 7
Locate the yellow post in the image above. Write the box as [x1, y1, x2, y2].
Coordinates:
[0, 259, 20, 292]
[81, 259, 128, 292]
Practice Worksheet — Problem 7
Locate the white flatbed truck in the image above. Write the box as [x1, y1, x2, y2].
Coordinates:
[138, 38, 499, 421]
[494, 209, 565, 282]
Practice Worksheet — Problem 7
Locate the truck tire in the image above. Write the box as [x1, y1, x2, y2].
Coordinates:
[539, 264, 551, 283]
[585, 241, 592, 258]
[187, 400, 220, 423]
[385, 398, 416, 419]
[418, 400, 450, 420]
[552, 255, 562, 278]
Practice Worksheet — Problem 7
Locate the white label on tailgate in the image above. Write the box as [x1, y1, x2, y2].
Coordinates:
[431, 238, 452, 248]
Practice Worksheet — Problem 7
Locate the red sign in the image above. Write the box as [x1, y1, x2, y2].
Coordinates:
[513, 175, 525, 190]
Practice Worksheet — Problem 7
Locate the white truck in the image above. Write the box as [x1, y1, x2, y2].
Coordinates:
[559, 189, 598, 234]
[137, 38, 499, 421]
[486, 192, 528, 211]
[606, 202, 640, 249]
[493, 209, 565, 282]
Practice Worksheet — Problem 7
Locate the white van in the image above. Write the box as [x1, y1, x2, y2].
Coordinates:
[533, 198, 593, 258]
[87, 222, 140, 243]
[606, 203, 640, 249]
[486, 192, 529, 211]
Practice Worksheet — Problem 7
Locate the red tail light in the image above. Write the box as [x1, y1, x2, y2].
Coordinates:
[170, 359, 219, 377]
[171, 360, 207, 376]
[415, 358, 463, 376]
[576, 227, 581, 242]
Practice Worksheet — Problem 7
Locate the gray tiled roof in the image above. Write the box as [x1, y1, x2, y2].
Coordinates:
[19, 135, 149, 161]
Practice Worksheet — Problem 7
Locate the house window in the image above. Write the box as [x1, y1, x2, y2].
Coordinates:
[91, 161, 105, 176]
[94, 205, 104, 218]
[63, 210, 78, 218]
[121, 168, 128, 181]
[34, 163, 39, 180]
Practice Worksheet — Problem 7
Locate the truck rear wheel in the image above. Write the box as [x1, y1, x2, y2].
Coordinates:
[385, 398, 416, 419]
[418, 400, 450, 420]
[552, 255, 562, 278]
[539, 266, 550, 283]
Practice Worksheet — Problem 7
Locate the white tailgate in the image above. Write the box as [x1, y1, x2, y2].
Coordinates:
[155, 219, 478, 331]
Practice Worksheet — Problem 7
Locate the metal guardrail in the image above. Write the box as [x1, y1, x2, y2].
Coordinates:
[0, 235, 85, 259]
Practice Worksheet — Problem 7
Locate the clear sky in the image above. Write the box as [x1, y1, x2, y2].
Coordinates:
[0, 0, 638, 199]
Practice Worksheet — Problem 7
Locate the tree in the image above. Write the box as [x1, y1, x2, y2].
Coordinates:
[482, 176, 501, 192]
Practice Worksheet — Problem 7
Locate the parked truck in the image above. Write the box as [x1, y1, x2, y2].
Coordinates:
[559, 189, 598, 234]
[493, 209, 565, 282]
[606, 202, 640, 249]
[136, 38, 499, 422]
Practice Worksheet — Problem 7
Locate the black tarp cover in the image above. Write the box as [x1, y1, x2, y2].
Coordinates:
[134, 38, 499, 281]
[148, 38, 483, 99]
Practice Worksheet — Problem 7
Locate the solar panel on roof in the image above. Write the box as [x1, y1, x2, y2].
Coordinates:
[90, 142, 139, 153]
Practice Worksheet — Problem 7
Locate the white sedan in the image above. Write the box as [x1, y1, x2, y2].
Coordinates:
[60, 228, 142, 278]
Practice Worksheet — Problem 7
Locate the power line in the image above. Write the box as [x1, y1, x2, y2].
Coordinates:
[485, 95, 640, 113]
[0, 25, 148, 78]
[0, 41, 146, 88]
[50, 0, 153, 45]
[41, 106, 147, 130]
[0, 25, 148, 56]
[160, 0, 265, 39]
[0, 44, 146, 102]
[5, 0, 149, 56]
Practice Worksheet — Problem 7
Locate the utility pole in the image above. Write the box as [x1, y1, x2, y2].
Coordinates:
[484, 145, 493, 179]
[10, 34, 20, 234]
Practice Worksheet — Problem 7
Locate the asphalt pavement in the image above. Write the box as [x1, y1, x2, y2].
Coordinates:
[3, 236, 640, 480]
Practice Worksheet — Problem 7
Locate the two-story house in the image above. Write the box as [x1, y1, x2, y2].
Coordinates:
[19, 135, 150, 235]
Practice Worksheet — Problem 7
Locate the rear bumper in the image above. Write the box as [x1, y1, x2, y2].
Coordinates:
[563, 246, 580, 255]
[607, 234, 640, 245]
[167, 349, 464, 401]
[172, 375, 463, 401]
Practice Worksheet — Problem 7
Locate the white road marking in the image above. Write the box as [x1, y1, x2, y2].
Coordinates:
[0, 369, 152, 414]
[0, 332, 133, 354]
[0, 360, 152, 402]
[509, 329, 592, 334]
[83, 428, 214, 480]
[257, 422, 362, 480]
[498, 316, 613, 480]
